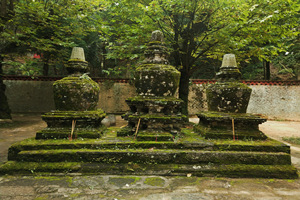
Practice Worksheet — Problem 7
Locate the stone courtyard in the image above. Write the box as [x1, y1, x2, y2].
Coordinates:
[0, 113, 300, 200]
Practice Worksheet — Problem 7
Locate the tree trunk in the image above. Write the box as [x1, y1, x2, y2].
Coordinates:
[178, 66, 190, 116]
[43, 56, 50, 76]
[101, 42, 107, 77]
[0, 54, 12, 119]
[264, 60, 270, 80]
[43, 62, 49, 76]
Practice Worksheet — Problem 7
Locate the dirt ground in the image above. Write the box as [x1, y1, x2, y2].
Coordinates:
[0, 114, 300, 200]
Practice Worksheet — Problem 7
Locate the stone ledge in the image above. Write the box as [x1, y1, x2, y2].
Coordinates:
[0, 162, 297, 179]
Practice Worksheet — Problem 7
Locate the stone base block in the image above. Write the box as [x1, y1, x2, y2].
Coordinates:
[42, 110, 106, 128]
[195, 111, 267, 140]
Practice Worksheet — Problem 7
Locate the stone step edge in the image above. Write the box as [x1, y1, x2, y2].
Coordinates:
[15, 149, 291, 165]
[0, 161, 297, 179]
[8, 140, 290, 160]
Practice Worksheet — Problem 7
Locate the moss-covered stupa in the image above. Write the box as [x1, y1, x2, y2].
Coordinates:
[119, 30, 186, 141]
[194, 54, 267, 140]
[38, 47, 106, 139]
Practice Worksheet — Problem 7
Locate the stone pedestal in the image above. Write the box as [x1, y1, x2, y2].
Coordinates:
[195, 112, 267, 140]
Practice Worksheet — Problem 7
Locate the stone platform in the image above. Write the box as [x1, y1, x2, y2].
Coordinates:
[195, 111, 268, 140]
[0, 127, 297, 179]
[36, 110, 106, 139]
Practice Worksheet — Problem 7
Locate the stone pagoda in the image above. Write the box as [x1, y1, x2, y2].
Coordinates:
[195, 54, 267, 140]
[119, 30, 186, 141]
[37, 47, 106, 139]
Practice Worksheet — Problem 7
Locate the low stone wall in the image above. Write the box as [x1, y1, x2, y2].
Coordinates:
[3, 78, 300, 120]
[188, 83, 300, 121]
[247, 85, 300, 121]
[4, 80, 55, 113]
[3, 80, 136, 114]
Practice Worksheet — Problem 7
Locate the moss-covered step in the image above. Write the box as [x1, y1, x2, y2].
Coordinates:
[7, 129, 290, 161]
[35, 127, 106, 139]
[0, 161, 297, 179]
[137, 131, 174, 141]
[212, 139, 290, 153]
[42, 110, 106, 128]
[14, 148, 291, 165]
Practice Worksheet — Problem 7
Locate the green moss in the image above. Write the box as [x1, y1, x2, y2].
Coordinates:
[135, 64, 180, 97]
[53, 76, 100, 111]
[68, 59, 88, 63]
[34, 196, 49, 200]
[206, 82, 252, 113]
[34, 176, 64, 181]
[36, 126, 106, 139]
[144, 177, 165, 187]
[69, 194, 81, 198]
[0, 161, 81, 175]
[128, 114, 186, 120]
[198, 111, 263, 119]
[127, 96, 183, 103]
[170, 177, 200, 188]
[42, 110, 106, 118]
[108, 176, 141, 187]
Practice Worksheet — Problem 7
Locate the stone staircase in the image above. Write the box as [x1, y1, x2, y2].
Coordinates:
[1, 128, 297, 178]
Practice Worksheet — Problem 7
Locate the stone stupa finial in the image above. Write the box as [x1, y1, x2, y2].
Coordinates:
[150, 30, 165, 43]
[66, 47, 88, 75]
[216, 54, 241, 81]
[142, 30, 169, 65]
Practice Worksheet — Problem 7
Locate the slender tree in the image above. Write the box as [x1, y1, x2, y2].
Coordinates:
[0, 0, 15, 119]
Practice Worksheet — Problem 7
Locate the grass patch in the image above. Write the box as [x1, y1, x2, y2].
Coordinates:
[282, 137, 300, 145]
[144, 177, 165, 187]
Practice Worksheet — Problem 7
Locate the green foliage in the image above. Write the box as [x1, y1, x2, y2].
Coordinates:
[3, 59, 43, 76]
[1, 0, 104, 75]
[272, 35, 300, 78]
[240, 60, 264, 80]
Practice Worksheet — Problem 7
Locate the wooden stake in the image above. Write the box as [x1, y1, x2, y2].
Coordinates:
[232, 118, 235, 141]
[134, 118, 141, 140]
[70, 120, 76, 141]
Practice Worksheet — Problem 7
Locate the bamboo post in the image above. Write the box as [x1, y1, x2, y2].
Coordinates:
[70, 120, 76, 141]
[232, 118, 235, 141]
[134, 118, 141, 140]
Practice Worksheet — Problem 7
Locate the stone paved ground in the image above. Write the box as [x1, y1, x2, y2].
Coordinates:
[1, 175, 300, 200]
[0, 114, 300, 200]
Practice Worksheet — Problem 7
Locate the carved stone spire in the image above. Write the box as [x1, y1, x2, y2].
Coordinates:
[216, 54, 241, 81]
[142, 30, 169, 65]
